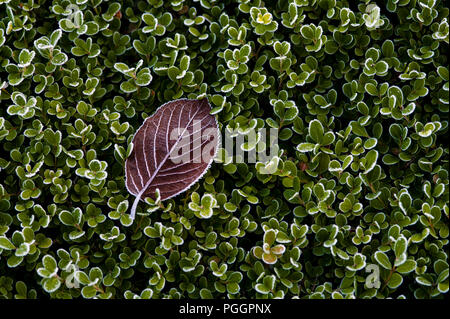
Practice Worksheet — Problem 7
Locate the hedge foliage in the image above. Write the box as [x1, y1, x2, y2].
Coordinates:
[0, 0, 448, 299]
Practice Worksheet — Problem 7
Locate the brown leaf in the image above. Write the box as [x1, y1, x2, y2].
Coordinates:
[125, 98, 219, 220]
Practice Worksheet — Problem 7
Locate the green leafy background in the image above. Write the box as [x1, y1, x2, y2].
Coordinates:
[0, 0, 448, 299]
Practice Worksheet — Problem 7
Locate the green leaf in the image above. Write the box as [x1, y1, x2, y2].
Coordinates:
[200, 288, 213, 299]
[43, 277, 61, 293]
[227, 282, 240, 294]
[350, 121, 369, 137]
[396, 260, 416, 274]
[416, 276, 433, 287]
[394, 236, 407, 259]
[374, 251, 392, 270]
[399, 192, 412, 214]
[120, 80, 137, 93]
[81, 286, 97, 298]
[297, 143, 315, 152]
[264, 229, 276, 246]
[387, 272, 403, 289]
[300, 25, 314, 39]
[42, 255, 57, 272]
[309, 119, 324, 144]
[136, 69, 153, 86]
[255, 283, 270, 294]
[382, 154, 399, 165]
[114, 62, 131, 74]
[364, 150, 378, 174]
[263, 275, 276, 291]
[7, 255, 24, 268]
[0, 236, 16, 250]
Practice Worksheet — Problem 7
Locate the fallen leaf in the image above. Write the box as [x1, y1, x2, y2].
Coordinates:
[125, 98, 219, 220]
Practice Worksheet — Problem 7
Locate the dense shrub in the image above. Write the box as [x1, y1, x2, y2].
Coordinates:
[0, 0, 448, 299]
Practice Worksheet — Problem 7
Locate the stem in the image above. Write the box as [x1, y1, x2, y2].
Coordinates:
[130, 188, 145, 220]
[382, 267, 396, 290]
[369, 182, 386, 207]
